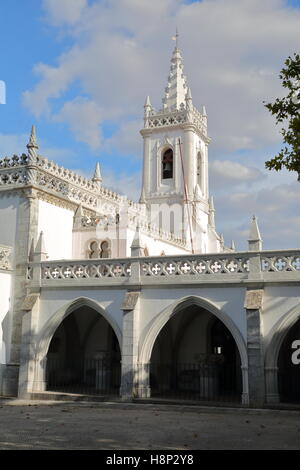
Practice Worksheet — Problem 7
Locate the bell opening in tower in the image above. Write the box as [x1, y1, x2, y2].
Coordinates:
[162, 148, 174, 180]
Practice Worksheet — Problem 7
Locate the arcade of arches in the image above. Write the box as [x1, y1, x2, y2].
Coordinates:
[43, 302, 300, 405]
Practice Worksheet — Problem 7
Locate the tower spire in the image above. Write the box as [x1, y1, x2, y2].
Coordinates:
[248, 215, 262, 251]
[162, 34, 189, 111]
[131, 222, 144, 257]
[27, 125, 39, 163]
[27, 125, 38, 150]
[92, 161, 102, 186]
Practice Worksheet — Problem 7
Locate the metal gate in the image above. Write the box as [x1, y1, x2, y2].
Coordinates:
[46, 357, 121, 396]
[137, 361, 241, 403]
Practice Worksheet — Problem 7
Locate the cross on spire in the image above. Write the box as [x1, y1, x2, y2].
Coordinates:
[174, 27, 179, 49]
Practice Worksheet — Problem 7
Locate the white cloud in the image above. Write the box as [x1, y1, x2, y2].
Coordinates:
[42, 0, 88, 26]
[104, 119, 143, 158]
[209, 160, 265, 187]
[214, 180, 300, 250]
[102, 169, 142, 202]
[53, 97, 103, 150]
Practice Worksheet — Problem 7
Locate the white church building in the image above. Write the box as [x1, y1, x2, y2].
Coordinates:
[0, 41, 300, 407]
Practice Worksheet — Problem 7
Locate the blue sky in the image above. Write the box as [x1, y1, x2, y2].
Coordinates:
[0, 0, 104, 170]
[0, 0, 300, 250]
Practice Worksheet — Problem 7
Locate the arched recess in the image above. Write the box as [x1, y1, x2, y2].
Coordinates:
[196, 151, 202, 187]
[265, 305, 300, 404]
[161, 147, 174, 180]
[139, 296, 248, 403]
[32, 297, 122, 395]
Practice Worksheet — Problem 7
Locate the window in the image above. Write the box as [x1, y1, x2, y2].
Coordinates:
[88, 239, 111, 259]
[197, 152, 201, 186]
[89, 241, 100, 259]
[100, 240, 110, 258]
[162, 148, 173, 179]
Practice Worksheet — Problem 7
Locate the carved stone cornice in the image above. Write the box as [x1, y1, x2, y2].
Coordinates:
[0, 244, 12, 271]
[0, 187, 24, 198]
[36, 190, 77, 212]
[21, 187, 38, 200]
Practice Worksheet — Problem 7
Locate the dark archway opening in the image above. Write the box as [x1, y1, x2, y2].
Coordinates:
[162, 148, 173, 179]
[149, 305, 242, 403]
[46, 306, 121, 396]
[278, 317, 300, 403]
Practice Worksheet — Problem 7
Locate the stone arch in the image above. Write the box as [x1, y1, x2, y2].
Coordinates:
[140, 295, 247, 369]
[87, 238, 112, 259]
[87, 238, 100, 259]
[32, 297, 122, 393]
[138, 295, 248, 402]
[265, 304, 300, 403]
[99, 238, 112, 258]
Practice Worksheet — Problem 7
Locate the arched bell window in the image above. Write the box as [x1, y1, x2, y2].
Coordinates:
[162, 148, 173, 180]
[197, 152, 201, 186]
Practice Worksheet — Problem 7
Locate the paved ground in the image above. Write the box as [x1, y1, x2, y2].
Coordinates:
[0, 398, 299, 450]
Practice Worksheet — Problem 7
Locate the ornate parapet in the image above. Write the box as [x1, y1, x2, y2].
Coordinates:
[0, 244, 12, 271]
[0, 154, 29, 169]
[27, 258, 132, 289]
[141, 252, 250, 277]
[143, 105, 208, 140]
[0, 152, 140, 211]
[261, 251, 300, 272]
[26, 249, 300, 288]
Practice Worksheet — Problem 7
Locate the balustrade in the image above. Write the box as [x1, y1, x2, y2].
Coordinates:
[26, 250, 300, 285]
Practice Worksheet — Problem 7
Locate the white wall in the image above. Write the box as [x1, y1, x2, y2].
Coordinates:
[127, 227, 190, 257]
[38, 287, 124, 340]
[0, 272, 12, 364]
[262, 286, 300, 343]
[0, 195, 19, 249]
[37, 200, 74, 260]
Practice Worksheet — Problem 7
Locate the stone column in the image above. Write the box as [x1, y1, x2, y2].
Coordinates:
[182, 125, 194, 201]
[2, 189, 39, 396]
[265, 366, 280, 403]
[200, 150, 206, 197]
[18, 232, 47, 398]
[140, 129, 152, 199]
[244, 289, 265, 407]
[241, 365, 249, 405]
[203, 144, 209, 200]
[18, 293, 40, 398]
[120, 290, 141, 400]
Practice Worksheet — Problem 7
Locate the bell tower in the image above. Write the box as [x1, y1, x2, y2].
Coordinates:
[139, 35, 220, 253]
